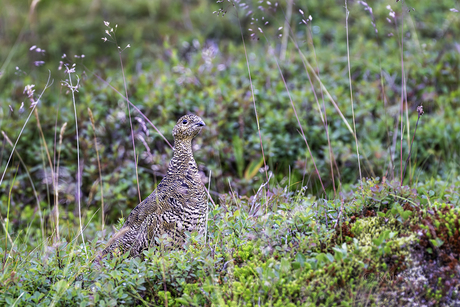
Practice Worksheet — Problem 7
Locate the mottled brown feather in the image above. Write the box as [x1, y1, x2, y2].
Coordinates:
[102, 114, 207, 257]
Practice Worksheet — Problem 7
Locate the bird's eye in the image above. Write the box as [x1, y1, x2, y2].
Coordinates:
[182, 119, 188, 124]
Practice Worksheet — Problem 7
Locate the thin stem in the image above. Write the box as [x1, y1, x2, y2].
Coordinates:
[88, 70, 173, 148]
[345, 0, 362, 182]
[306, 19, 338, 197]
[359, 1, 395, 181]
[56, 122, 67, 241]
[68, 72, 87, 259]
[235, 6, 269, 183]
[402, 108, 423, 183]
[34, 109, 57, 238]
[287, 27, 343, 194]
[0, 73, 52, 187]
[88, 108, 105, 230]
[271, 43, 327, 196]
[399, 4, 405, 185]
[403, 5, 411, 184]
[2, 131, 44, 241]
[52, 90, 62, 243]
[118, 51, 141, 203]
[5, 167, 17, 254]
[280, 0, 292, 61]
[289, 37, 354, 135]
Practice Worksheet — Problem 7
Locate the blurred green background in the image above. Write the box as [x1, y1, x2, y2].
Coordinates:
[0, 0, 459, 236]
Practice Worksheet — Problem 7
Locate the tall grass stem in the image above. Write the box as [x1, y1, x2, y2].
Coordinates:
[88, 108, 105, 230]
[235, 6, 269, 183]
[56, 122, 68, 240]
[345, 0, 362, 182]
[118, 52, 141, 202]
[2, 131, 45, 242]
[68, 72, 87, 259]
[402, 106, 424, 183]
[34, 109, 58, 239]
[269, 43, 327, 195]
[0, 73, 52, 187]
[398, 4, 406, 185]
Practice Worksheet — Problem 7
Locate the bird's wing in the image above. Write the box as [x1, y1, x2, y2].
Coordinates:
[122, 190, 168, 230]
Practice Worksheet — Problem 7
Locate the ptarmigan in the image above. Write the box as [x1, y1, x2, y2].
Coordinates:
[102, 114, 207, 257]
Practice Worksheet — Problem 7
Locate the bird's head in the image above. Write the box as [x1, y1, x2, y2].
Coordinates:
[172, 114, 206, 141]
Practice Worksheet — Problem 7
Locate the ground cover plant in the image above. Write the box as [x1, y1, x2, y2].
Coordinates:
[0, 0, 459, 306]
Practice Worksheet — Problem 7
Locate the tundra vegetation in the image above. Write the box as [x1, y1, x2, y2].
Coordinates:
[0, 0, 459, 306]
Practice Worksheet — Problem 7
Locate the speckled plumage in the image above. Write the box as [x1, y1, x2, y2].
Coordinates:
[102, 114, 207, 257]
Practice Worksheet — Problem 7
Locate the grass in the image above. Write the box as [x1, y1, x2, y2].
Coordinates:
[1, 178, 460, 306]
[0, 0, 460, 305]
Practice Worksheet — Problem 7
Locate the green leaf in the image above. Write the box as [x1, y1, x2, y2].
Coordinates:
[232, 135, 244, 178]
[402, 210, 413, 220]
[280, 258, 291, 273]
[372, 237, 384, 246]
[175, 298, 191, 304]
[295, 253, 305, 267]
[430, 238, 444, 248]
[244, 156, 265, 180]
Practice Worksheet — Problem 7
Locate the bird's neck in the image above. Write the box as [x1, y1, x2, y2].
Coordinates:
[167, 139, 196, 175]
[173, 139, 193, 158]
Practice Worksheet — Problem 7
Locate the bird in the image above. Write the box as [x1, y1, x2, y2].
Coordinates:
[102, 114, 207, 258]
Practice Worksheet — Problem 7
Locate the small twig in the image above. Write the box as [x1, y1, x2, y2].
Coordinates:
[228, 179, 238, 209]
[333, 198, 345, 229]
[249, 172, 273, 216]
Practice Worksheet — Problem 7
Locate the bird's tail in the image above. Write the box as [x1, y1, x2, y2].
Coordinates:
[100, 227, 131, 257]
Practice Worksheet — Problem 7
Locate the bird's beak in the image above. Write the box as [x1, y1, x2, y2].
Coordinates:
[196, 121, 206, 127]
